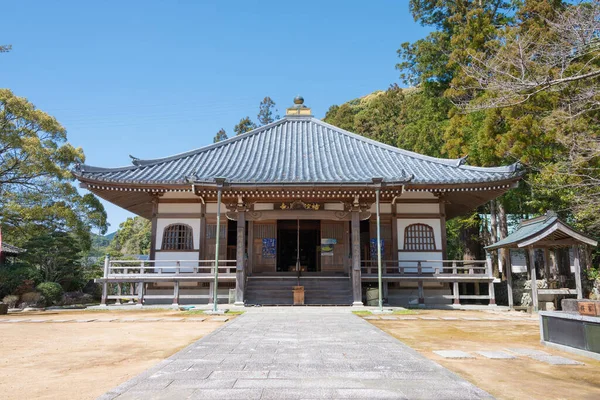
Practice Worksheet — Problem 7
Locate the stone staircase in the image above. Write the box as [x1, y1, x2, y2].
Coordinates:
[245, 276, 353, 306]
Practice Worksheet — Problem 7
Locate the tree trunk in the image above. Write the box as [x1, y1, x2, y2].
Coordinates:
[498, 202, 510, 280]
[461, 214, 483, 261]
[489, 199, 499, 277]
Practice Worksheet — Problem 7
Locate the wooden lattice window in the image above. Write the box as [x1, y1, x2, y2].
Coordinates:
[404, 223, 436, 251]
[161, 224, 193, 250]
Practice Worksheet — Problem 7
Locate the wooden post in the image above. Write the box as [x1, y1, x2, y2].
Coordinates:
[505, 249, 514, 309]
[486, 253, 495, 305]
[100, 255, 109, 306]
[351, 210, 363, 306]
[235, 210, 246, 306]
[453, 281, 460, 305]
[418, 280, 425, 305]
[137, 281, 145, 305]
[172, 281, 180, 306]
[150, 196, 159, 261]
[543, 247, 551, 281]
[528, 247, 539, 312]
[573, 245, 583, 300]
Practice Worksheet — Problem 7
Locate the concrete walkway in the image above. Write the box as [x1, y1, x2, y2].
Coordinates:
[99, 309, 493, 399]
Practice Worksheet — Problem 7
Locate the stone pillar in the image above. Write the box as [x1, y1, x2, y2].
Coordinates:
[235, 211, 246, 306]
[137, 281, 145, 306]
[351, 211, 363, 306]
[573, 245, 583, 300]
[528, 247, 539, 312]
[208, 281, 215, 307]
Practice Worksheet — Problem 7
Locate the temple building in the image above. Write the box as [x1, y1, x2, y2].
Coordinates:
[74, 97, 521, 307]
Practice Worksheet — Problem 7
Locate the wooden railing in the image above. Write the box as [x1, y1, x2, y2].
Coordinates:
[360, 259, 490, 278]
[105, 259, 237, 278]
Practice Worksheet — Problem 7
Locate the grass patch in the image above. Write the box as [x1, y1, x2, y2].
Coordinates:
[352, 310, 372, 316]
[393, 309, 418, 315]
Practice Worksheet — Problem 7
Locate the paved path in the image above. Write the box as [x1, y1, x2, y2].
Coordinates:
[99, 310, 493, 399]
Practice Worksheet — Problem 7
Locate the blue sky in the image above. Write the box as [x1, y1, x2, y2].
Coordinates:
[1, 0, 430, 233]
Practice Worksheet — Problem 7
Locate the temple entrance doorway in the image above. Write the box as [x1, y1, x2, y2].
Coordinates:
[277, 220, 320, 273]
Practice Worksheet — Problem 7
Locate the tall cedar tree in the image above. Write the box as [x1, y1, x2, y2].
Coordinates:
[257, 97, 279, 125]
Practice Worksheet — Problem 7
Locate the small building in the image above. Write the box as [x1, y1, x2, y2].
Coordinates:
[74, 97, 522, 306]
[0, 243, 26, 265]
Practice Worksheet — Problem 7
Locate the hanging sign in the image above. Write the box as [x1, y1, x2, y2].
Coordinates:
[321, 238, 337, 256]
[262, 238, 276, 258]
[370, 238, 384, 259]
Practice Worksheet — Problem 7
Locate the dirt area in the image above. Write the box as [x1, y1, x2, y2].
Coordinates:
[0, 309, 233, 400]
[368, 309, 600, 400]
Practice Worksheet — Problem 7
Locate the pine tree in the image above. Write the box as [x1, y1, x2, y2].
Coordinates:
[234, 117, 257, 136]
[213, 128, 228, 143]
[257, 96, 279, 125]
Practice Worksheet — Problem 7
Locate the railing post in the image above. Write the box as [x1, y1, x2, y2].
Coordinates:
[452, 261, 457, 275]
[172, 281, 180, 307]
[140, 260, 145, 275]
[100, 255, 110, 306]
[176, 260, 180, 275]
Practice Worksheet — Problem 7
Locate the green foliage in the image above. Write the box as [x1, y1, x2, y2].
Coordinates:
[0, 263, 40, 299]
[0, 89, 107, 252]
[24, 231, 84, 290]
[36, 282, 64, 306]
[257, 96, 279, 125]
[233, 116, 257, 136]
[108, 216, 151, 255]
[0, 44, 11, 53]
[213, 128, 228, 143]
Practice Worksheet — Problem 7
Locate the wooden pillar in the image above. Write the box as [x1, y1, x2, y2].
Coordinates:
[235, 211, 246, 306]
[137, 281, 145, 305]
[505, 249, 514, 309]
[573, 245, 583, 299]
[486, 253, 495, 305]
[543, 248, 551, 280]
[150, 196, 159, 261]
[100, 255, 109, 306]
[351, 211, 363, 306]
[247, 220, 254, 276]
[453, 281, 460, 305]
[528, 247, 539, 312]
[439, 195, 448, 259]
[172, 281, 180, 306]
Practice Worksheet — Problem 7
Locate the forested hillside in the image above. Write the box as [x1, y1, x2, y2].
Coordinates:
[326, 0, 600, 268]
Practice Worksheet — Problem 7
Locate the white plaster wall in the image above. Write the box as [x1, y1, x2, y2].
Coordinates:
[369, 203, 392, 213]
[397, 218, 442, 251]
[158, 203, 201, 214]
[155, 251, 200, 272]
[397, 191, 437, 200]
[156, 218, 201, 250]
[324, 203, 344, 211]
[254, 203, 274, 211]
[396, 203, 439, 214]
[206, 203, 228, 213]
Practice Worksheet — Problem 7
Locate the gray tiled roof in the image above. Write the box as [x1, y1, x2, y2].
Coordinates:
[1, 243, 26, 255]
[74, 116, 520, 186]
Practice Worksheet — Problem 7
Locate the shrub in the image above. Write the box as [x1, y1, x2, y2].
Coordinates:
[0, 263, 40, 299]
[20, 292, 44, 308]
[36, 282, 64, 306]
[60, 291, 94, 306]
[2, 295, 19, 308]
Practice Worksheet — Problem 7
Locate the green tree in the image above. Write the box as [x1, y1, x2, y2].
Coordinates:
[213, 128, 228, 143]
[109, 216, 151, 255]
[0, 44, 11, 53]
[0, 89, 107, 249]
[24, 231, 84, 290]
[257, 96, 279, 125]
[233, 116, 257, 135]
